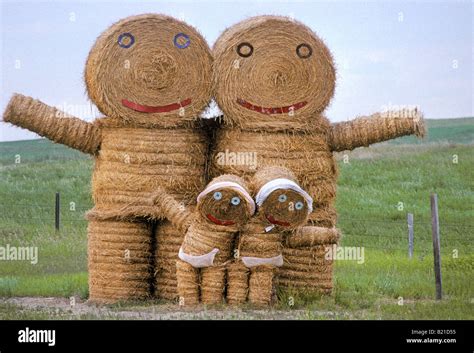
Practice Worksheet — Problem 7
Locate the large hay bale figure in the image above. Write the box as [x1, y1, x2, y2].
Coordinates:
[211, 16, 424, 293]
[146, 175, 255, 305]
[3, 14, 213, 302]
[227, 166, 313, 306]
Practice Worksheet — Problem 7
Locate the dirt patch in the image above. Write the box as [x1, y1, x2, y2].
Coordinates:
[0, 296, 348, 320]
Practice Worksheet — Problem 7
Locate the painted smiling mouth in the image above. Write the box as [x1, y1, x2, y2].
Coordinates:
[237, 98, 307, 115]
[266, 214, 291, 227]
[122, 98, 192, 113]
[207, 214, 235, 226]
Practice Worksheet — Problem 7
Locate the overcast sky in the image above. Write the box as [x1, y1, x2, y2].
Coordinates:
[1, 0, 472, 141]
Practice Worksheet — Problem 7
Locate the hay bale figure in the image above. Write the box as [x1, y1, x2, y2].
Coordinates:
[210, 16, 425, 293]
[3, 14, 213, 302]
[227, 167, 312, 306]
[147, 175, 255, 305]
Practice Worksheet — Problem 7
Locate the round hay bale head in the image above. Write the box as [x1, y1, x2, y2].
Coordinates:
[213, 15, 335, 128]
[85, 14, 213, 126]
[253, 167, 311, 230]
[196, 174, 255, 228]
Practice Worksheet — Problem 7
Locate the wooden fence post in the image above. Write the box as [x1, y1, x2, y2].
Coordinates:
[55, 192, 60, 232]
[430, 193, 442, 300]
[407, 213, 414, 259]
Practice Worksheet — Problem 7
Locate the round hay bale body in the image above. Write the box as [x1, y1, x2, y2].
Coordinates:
[84, 14, 214, 302]
[211, 16, 338, 295]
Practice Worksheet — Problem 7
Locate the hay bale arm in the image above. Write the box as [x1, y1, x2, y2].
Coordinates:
[328, 110, 426, 152]
[149, 188, 192, 233]
[285, 226, 340, 248]
[3, 93, 101, 155]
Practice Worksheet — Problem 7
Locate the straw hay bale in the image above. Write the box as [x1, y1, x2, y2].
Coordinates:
[211, 15, 424, 294]
[3, 94, 102, 155]
[85, 14, 212, 126]
[213, 16, 336, 130]
[87, 219, 153, 302]
[226, 262, 249, 305]
[329, 110, 426, 152]
[248, 265, 276, 306]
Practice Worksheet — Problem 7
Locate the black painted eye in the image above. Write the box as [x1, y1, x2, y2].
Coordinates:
[174, 33, 190, 49]
[236, 42, 253, 58]
[118, 33, 135, 49]
[296, 43, 312, 59]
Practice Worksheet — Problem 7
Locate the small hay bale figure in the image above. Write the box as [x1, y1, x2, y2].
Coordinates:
[211, 16, 424, 294]
[2, 14, 213, 303]
[147, 175, 255, 305]
[227, 167, 312, 306]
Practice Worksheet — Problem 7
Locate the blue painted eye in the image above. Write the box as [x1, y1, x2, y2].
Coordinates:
[174, 33, 190, 49]
[118, 33, 135, 48]
[295, 201, 304, 210]
[213, 191, 222, 201]
[278, 194, 287, 203]
[231, 197, 241, 206]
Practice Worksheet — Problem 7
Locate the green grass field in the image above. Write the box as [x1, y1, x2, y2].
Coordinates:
[0, 118, 473, 319]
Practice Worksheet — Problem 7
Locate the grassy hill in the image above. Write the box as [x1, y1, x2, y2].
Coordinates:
[0, 117, 473, 319]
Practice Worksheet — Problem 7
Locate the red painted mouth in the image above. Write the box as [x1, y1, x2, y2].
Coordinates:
[266, 214, 291, 227]
[237, 98, 307, 115]
[122, 98, 192, 113]
[207, 214, 235, 226]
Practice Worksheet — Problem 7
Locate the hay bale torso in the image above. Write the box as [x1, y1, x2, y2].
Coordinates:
[182, 221, 239, 265]
[210, 126, 337, 227]
[210, 122, 339, 294]
[92, 125, 209, 215]
[238, 219, 283, 259]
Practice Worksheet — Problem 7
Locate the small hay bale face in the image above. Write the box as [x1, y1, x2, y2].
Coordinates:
[211, 15, 424, 295]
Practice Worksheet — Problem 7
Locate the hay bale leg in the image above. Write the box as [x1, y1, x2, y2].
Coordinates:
[248, 265, 276, 306]
[200, 266, 226, 305]
[226, 262, 250, 305]
[88, 219, 153, 303]
[278, 244, 335, 294]
[176, 260, 200, 306]
[153, 221, 184, 301]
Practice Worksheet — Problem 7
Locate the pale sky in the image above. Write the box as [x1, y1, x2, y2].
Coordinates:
[1, 0, 472, 141]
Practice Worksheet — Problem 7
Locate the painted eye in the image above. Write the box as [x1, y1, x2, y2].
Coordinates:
[296, 43, 312, 59]
[231, 197, 241, 206]
[295, 201, 304, 210]
[236, 42, 253, 58]
[278, 194, 287, 203]
[118, 33, 135, 49]
[213, 191, 222, 201]
[174, 33, 190, 49]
